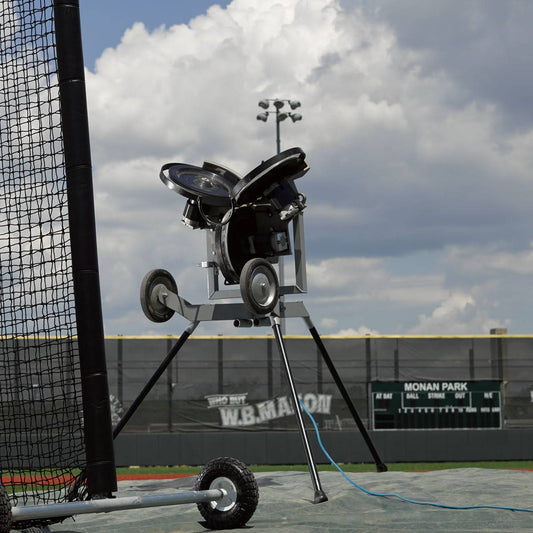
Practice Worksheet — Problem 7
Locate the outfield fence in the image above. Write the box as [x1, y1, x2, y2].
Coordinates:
[103, 334, 533, 434]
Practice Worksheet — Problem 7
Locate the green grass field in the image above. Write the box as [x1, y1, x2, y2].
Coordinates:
[5, 461, 532, 492]
[116, 460, 533, 476]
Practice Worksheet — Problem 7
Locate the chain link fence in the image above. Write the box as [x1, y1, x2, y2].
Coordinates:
[105, 334, 533, 433]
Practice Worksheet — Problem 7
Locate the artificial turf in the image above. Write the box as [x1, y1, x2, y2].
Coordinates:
[115, 460, 533, 476]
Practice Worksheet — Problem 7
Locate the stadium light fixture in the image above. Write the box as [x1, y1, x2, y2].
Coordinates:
[256, 98, 303, 154]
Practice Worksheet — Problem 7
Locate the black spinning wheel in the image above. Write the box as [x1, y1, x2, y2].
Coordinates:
[239, 258, 280, 315]
[160, 162, 238, 228]
[202, 161, 242, 185]
[160, 163, 233, 207]
[231, 147, 309, 206]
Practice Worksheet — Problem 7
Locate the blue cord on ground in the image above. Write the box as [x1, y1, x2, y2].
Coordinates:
[299, 399, 533, 513]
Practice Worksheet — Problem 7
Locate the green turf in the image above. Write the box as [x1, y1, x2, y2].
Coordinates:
[5, 462, 532, 492]
[115, 461, 533, 476]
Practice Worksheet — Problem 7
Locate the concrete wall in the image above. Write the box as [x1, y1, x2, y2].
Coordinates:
[114, 429, 533, 466]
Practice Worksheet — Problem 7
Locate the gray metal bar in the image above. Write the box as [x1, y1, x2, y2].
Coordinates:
[292, 213, 307, 293]
[208, 287, 243, 300]
[208, 282, 304, 300]
[270, 315, 327, 505]
[161, 290, 253, 322]
[11, 489, 224, 521]
[113, 321, 198, 438]
[205, 231, 219, 298]
[279, 285, 304, 296]
[283, 301, 310, 319]
[161, 287, 310, 324]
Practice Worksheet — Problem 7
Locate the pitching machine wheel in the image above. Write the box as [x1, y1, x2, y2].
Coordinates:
[140, 269, 177, 323]
[0, 483, 12, 533]
[232, 147, 308, 206]
[194, 457, 258, 530]
[239, 258, 279, 316]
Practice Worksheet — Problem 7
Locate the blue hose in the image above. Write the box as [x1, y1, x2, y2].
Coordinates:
[299, 399, 533, 513]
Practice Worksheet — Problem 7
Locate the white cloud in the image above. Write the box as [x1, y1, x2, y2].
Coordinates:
[307, 256, 447, 304]
[320, 317, 338, 329]
[307, 257, 385, 292]
[80, 0, 533, 334]
[334, 326, 381, 336]
[448, 243, 533, 276]
[409, 292, 508, 335]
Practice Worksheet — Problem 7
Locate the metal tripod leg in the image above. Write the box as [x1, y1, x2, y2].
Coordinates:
[271, 315, 328, 504]
[113, 321, 198, 438]
[308, 325, 387, 472]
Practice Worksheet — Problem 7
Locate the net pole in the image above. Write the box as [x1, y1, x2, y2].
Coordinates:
[53, 0, 117, 496]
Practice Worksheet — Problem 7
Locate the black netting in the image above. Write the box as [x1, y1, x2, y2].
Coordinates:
[0, 0, 86, 507]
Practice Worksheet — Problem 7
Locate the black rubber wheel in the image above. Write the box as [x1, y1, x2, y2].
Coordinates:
[140, 269, 177, 323]
[194, 457, 258, 530]
[239, 258, 279, 316]
[0, 483, 12, 533]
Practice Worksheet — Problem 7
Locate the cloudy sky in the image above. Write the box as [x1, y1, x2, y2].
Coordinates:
[79, 0, 533, 337]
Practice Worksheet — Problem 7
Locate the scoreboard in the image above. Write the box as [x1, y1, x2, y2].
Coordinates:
[370, 381, 502, 430]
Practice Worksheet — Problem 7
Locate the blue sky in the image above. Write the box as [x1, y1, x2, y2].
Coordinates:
[80, 1, 231, 70]
[77, 0, 533, 336]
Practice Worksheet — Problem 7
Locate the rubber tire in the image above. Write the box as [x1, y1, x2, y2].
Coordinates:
[239, 258, 279, 316]
[140, 269, 177, 323]
[0, 483, 12, 533]
[194, 457, 258, 530]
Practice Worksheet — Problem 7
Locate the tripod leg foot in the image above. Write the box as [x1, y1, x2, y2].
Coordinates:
[314, 490, 328, 504]
[377, 462, 388, 473]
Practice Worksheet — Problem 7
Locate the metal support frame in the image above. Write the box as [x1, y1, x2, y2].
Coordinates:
[120, 208, 386, 500]
[94, 204, 384, 512]
[10, 293, 386, 522]
[205, 212, 307, 301]
[11, 489, 225, 523]
[136, 284, 388, 499]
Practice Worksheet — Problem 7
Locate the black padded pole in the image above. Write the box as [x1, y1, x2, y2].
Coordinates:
[53, 0, 116, 496]
[309, 327, 387, 472]
[113, 323, 197, 438]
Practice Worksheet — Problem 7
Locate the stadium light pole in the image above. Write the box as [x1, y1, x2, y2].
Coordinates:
[257, 99, 302, 333]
